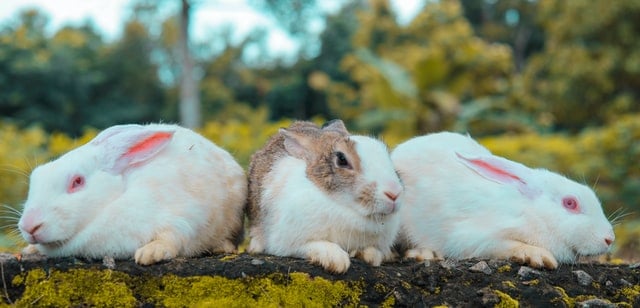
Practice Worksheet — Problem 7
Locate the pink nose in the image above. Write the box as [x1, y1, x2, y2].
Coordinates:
[24, 223, 43, 236]
[604, 238, 613, 246]
[384, 191, 399, 201]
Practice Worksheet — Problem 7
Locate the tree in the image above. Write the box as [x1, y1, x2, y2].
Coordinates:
[95, 20, 167, 128]
[514, 0, 640, 132]
[460, 0, 544, 71]
[0, 10, 107, 135]
[0, 8, 168, 135]
[325, 0, 513, 137]
[177, 0, 200, 128]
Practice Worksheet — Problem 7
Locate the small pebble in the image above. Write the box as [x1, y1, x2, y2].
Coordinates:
[629, 263, 640, 269]
[517, 266, 541, 280]
[251, 258, 265, 266]
[469, 261, 493, 275]
[619, 279, 632, 287]
[572, 270, 593, 286]
[439, 259, 457, 270]
[0, 253, 17, 264]
[20, 253, 48, 262]
[576, 298, 616, 308]
[102, 256, 116, 269]
[477, 287, 499, 306]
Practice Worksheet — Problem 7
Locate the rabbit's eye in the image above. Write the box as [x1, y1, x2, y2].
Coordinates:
[562, 196, 580, 213]
[67, 175, 85, 194]
[334, 151, 352, 169]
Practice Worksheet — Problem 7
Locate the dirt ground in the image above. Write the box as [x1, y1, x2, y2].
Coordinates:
[1, 252, 639, 306]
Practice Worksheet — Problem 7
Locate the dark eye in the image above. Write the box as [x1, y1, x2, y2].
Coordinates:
[562, 196, 580, 213]
[334, 151, 352, 169]
[67, 175, 85, 194]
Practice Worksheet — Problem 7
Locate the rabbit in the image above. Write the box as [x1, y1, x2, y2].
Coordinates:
[247, 120, 403, 273]
[391, 132, 615, 269]
[17, 123, 247, 265]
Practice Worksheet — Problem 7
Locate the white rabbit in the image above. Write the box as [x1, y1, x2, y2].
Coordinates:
[392, 132, 615, 269]
[247, 120, 403, 273]
[18, 123, 247, 265]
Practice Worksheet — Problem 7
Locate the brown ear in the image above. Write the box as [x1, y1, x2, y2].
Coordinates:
[281, 128, 316, 161]
[321, 119, 349, 135]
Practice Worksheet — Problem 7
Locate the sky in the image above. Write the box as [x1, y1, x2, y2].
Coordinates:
[0, 0, 425, 59]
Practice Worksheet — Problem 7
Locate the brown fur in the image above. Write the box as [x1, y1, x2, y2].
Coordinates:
[247, 120, 367, 244]
[247, 121, 325, 244]
[305, 135, 361, 195]
[356, 182, 377, 210]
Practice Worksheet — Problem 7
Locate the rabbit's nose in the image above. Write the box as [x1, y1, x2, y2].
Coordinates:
[384, 191, 399, 201]
[604, 237, 613, 246]
[24, 222, 43, 235]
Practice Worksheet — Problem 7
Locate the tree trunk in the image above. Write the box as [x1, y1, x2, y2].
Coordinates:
[178, 0, 201, 128]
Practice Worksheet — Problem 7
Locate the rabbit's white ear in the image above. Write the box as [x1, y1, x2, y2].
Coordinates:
[281, 128, 315, 161]
[455, 152, 542, 199]
[96, 126, 175, 174]
[91, 124, 144, 145]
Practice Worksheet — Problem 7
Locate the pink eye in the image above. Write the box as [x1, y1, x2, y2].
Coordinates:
[67, 175, 85, 194]
[562, 196, 580, 213]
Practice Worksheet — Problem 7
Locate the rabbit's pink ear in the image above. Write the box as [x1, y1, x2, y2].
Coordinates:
[456, 152, 541, 199]
[96, 126, 175, 174]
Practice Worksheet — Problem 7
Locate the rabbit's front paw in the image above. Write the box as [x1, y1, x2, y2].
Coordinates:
[509, 244, 558, 269]
[303, 241, 351, 274]
[405, 247, 438, 261]
[135, 240, 178, 265]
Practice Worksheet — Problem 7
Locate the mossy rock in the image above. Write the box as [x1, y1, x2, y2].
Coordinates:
[0, 253, 638, 307]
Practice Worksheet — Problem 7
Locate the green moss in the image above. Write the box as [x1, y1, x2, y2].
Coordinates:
[374, 282, 396, 308]
[502, 281, 516, 289]
[219, 254, 239, 261]
[574, 295, 598, 302]
[494, 289, 519, 308]
[380, 295, 395, 308]
[11, 268, 364, 307]
[433, 286, 441, 295]
[552, 286, 602, 308]
[401, 280, 412, 290]
[552, 287, 573, 306]
[374, 282, 388, 293]
[618, 285, 640, 302]
[497, 265, 512, 273]
[12, 269, 137, 307]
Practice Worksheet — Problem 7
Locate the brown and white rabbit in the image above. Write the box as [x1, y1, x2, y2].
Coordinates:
[247, 120, 403, 273]
[18, 123, 247, 265]
[391, 132, 615, 269]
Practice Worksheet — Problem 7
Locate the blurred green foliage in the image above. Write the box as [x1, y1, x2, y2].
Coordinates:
[3, 0, 638, 136]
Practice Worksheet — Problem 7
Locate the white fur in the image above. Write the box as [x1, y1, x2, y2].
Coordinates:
[18, 124, 247, 265]
[255, 135, 402, 273]
[392, 132, 615, 269]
